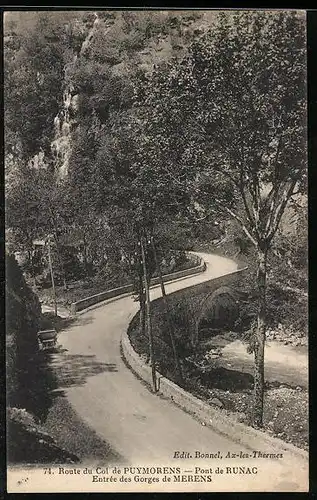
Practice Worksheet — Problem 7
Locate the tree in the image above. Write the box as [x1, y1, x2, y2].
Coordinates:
[4, 11, 95, 283]
[4, 11, 91, 160]
[6, 160, 72, 289]
[139, 10, 306, 427]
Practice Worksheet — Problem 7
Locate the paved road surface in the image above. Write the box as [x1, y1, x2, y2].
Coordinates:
[52, 252, 307, 492]
[41, 304, 71, 318]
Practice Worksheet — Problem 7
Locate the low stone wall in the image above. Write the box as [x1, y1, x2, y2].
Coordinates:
[71, 253, 206, 314]
[163, 266, 248, 305]
[121, 262, 308, 461]
[69, 250, 306, 461]
[71, 283, 134, 315]
[121, 317, 308, 462]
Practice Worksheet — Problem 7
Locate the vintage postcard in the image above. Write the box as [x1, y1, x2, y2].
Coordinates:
[5, 9, 308, 493]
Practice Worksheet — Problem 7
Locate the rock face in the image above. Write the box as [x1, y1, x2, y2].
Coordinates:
[48, 11, 219, 181]
[50, 14, 101, 179]
[193, 286, 244, 345]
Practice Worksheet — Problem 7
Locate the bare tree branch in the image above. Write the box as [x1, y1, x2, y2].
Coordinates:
[264, 180, 283, 236]
[210, 162, 240, 189]
[213, 198, 258, 246]
[238, 168, 258, 232]
[267, 178, 297, 241]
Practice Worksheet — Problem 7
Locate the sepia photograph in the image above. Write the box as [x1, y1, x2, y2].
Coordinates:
[4, 8, 308, 493]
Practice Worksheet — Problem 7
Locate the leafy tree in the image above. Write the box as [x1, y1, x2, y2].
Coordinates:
[139, 10, 306, 426]
[7, 11, 307, 421]
[4, 11, 91, 160]
[61, 10, 218, 384]
[5, 16, 63, 158]
[5, 12, 95, 280]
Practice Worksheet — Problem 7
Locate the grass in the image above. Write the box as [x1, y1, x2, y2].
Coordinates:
[42, 395, 124, 465]
[7, 396, 125, 466]
[7, 407, 80, 464]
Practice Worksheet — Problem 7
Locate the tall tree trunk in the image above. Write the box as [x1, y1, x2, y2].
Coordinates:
[193, 313, 201, 348]
[82, 233, 90, 277]
[137, 240, 146, 337]
[151, 236, 183, 383]
[53, 232, 68, 292]
[28, 248, 36, 287]
[253, 243, 268, 427]
[48, 210, 68, 291]
[140, 235, 157, 392]
[139, 272, 146, 337]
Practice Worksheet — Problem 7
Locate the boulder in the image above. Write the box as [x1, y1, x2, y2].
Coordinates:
[209, 397, 224, 409]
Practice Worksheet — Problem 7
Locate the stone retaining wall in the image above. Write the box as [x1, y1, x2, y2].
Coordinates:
[121, 315, 308, 462]
[121, 264, 307, 462]
[71, 253, 206, 314]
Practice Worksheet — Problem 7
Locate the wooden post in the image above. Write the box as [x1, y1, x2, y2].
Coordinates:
[52, 231, 68, 292]
[151, 235, 183, 383]
[48, 209, 68, 291]
[139, 276, 146, 336]
[151, 236, 167, 297]
[47, 235, 58, 317]
[140, 234, 157, 392]
[137, 240, 146, 337]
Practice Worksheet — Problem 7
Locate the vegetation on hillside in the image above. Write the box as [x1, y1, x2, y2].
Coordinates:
[5, 10, 307, 430]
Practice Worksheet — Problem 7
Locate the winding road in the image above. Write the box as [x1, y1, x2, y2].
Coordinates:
[51, 252, 308, 492]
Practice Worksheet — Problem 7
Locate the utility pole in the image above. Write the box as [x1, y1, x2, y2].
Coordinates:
[150, 235, 183, 383]
[151, 235, 166, 297]
[47, 234, 58, 317]
[137, 242, 146, 337]
[140, 234, 157, 392]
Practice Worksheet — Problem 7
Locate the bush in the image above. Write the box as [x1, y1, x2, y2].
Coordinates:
[7, 407, 79, 464]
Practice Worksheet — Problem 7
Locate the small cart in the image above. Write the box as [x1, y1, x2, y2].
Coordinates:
[37, 329, 57, 351]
